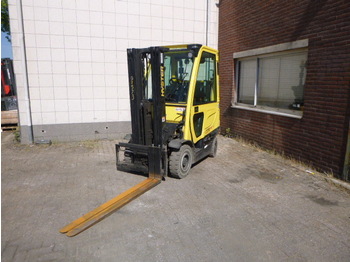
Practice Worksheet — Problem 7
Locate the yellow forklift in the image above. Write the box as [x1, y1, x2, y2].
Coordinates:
[60, 44, 220, 236]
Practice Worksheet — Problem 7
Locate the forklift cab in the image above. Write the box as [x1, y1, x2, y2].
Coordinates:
[163, 45, 220, 145]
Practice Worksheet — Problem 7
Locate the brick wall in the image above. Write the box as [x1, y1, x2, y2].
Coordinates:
[218, 0, 350, 178]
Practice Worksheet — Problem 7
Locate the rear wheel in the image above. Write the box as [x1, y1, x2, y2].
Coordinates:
[209, 137, 218, 158]
[169, 144, 193, 179]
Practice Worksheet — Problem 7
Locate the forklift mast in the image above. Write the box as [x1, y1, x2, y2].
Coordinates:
[60, 47, 171, 236]
[127, 47, 167, 147]
[117, 46, 169, 178]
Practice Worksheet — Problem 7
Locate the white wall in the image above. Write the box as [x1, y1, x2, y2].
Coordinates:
[8, 0, 219, 142]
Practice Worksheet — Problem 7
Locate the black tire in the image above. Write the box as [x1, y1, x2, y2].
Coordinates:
[209, 137, 218, 158]
[169, 144, 193, 179]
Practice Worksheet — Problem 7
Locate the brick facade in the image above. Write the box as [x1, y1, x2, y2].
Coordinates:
[218, 0, 350, 179]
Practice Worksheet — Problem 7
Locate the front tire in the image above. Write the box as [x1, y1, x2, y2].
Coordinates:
[169, 144, 193, 179]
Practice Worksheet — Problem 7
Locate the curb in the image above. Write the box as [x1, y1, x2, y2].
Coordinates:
[324, 177, 350, 192]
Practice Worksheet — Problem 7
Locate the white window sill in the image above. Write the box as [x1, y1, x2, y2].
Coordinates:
[231, 104, 303, 119]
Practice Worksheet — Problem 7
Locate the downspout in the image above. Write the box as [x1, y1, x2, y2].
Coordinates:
[205, 0, 209, 46]
[16, 0, 34, 143]
[343, 120, 350, 181]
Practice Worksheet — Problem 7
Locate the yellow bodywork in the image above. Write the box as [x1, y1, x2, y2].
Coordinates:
[165, 45, 220, 144]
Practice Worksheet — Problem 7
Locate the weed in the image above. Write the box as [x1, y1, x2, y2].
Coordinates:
[79, 140, 99, 149]
[226, 133, 324, 176]
[13, 127, 20, 143]
[224, 127, 233, 138]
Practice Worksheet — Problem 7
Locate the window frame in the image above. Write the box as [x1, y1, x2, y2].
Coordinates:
[232, 40, 308, 119]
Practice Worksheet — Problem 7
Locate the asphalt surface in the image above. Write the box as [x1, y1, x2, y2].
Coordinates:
[1, 131, 350, 261]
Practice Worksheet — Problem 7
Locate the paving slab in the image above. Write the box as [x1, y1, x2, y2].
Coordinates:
[1, 131, 350, 262]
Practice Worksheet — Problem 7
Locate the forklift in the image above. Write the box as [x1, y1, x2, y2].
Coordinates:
[60, 44, 220, 236]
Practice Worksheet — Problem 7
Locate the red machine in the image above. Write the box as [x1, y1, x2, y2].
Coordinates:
[1, 58, 17, 111]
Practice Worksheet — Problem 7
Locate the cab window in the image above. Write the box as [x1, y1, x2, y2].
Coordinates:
[194, 52, 217, 105]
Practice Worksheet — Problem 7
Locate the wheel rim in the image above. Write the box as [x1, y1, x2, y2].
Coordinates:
[180, 152, 191, 172]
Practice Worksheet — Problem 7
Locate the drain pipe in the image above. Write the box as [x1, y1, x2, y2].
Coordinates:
[16, 0, 34, 143]
[343, 120, 350, 181]
[205, 0, 209, 46]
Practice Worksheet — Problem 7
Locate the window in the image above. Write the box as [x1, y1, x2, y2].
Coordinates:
[164, 51, 194, 103]
[194, 52, 217, 105]
[235, 49, 307, 117]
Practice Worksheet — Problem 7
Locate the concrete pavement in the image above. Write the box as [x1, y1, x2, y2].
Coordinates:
[1, 131, 350, 261]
